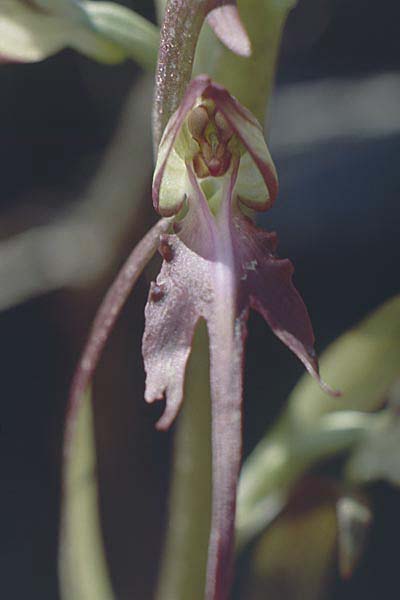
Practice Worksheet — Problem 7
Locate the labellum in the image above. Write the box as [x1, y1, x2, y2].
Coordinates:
[68, 76, 337, 600]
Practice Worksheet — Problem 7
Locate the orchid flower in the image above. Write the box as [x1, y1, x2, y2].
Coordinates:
[68, 75, 337, 600]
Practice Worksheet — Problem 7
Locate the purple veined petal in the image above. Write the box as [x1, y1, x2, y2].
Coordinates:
[234, 211, 340, 397]
[143, 165, 217, 429]
[153, 75, 212, 216]
[203, 82, 278, 210]
[142, 234, 205, 430]
[207, 2, 251, 58]
[64, 218, 171, 457]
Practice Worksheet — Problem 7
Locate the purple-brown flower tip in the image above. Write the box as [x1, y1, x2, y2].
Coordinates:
[319, 378, 342, 398]
[207, 3, 252, 58]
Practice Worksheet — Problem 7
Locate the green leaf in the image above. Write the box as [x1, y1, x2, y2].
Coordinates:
[288, 295, 400, 427]
[236, 410, 373, 549]
[346, 380, 400, 487]
[81, 2, 159, 70]
[155, 323, 212, 600]
[59, 389, 115, 600]
[0, 0, 124, 63]
[34, 0, 90, 21]
[241, 491, 337, 600]
[336, 495, 372, 579]
[0, 0, 158, 69]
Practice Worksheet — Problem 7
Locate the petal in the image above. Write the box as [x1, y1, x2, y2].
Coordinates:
[142, 233, 206, 430]
[207, 3, 251, 58]
[234, 211, 338, 395]
[65, 218, 170, 452]
[153, 75, 212, 216]
[203, 82, 279, 210]
[143, 177, 217, 429]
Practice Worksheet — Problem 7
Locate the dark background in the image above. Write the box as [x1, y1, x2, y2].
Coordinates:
[0, 0, 399, 598]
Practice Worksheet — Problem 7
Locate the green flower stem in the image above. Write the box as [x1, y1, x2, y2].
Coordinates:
[155, 323, 212, 600]
[155, 0, 168, 23]
[153, 0, 211, 148]
[236, 411, 376, 550]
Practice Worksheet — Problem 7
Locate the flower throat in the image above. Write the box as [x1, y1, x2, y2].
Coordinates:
[188, 102, 234, 179]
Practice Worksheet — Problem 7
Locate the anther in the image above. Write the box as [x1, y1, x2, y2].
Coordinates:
[193, 154, 210, 178]
[187, 105, 210, 141]
[215, 111, 234, 142]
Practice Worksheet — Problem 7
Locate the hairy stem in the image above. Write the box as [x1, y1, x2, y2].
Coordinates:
[153, 0, 210, 149]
